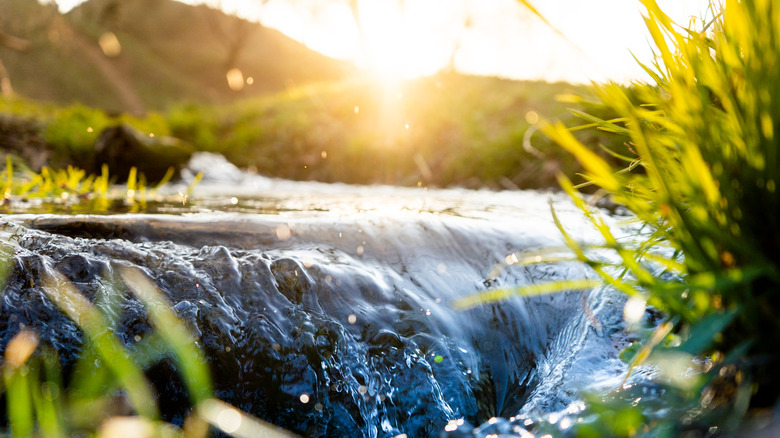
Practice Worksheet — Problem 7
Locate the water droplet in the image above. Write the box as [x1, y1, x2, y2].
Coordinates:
[134, 335, 141, 342]
[230, 197, 238, 205]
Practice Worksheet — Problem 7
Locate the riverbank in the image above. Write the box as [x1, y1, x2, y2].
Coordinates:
[0, 74, 624, 190]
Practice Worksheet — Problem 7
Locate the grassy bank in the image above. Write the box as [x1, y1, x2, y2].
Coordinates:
[0, 73, 623, 190]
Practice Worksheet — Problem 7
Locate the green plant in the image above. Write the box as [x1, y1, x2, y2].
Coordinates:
[537, 0, 780, 431]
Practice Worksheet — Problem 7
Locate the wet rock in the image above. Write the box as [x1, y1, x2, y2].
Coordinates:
[94, 124, 194, 182]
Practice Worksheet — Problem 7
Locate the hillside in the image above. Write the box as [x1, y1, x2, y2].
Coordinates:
[0, 0, 351, 112]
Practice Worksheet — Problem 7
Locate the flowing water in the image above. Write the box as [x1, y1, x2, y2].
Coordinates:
[0, 154, 635, 437]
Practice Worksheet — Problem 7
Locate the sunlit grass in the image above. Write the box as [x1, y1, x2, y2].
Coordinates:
[0, 155, 200, 214]
[510, 0, 780, 433]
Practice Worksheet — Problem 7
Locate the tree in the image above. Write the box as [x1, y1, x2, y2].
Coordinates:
[201, 0, 272, 75]
[0, 29, 30, 96]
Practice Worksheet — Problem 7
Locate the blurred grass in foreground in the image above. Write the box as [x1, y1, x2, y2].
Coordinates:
[0, 248, 294, 437]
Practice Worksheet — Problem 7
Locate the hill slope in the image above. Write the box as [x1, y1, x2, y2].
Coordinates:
[0, 0, 351, 112]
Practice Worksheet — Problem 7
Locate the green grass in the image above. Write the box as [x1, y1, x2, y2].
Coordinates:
[165, 73, 623, 189]
[531, 0, 780, 434]
[1, 73, 624, 190]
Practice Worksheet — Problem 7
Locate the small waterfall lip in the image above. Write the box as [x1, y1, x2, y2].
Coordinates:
[0, 176, 635, 437]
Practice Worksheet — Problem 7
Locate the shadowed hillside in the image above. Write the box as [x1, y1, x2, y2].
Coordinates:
[0, 0, 351, 112]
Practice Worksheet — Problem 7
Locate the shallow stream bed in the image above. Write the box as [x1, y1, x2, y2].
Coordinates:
[0, 155, 635, 437]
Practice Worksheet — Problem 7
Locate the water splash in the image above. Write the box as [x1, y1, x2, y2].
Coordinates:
[0, 163, 632, 437]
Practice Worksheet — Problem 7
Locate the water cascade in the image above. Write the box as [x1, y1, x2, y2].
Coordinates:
[0, 154, 633, 437]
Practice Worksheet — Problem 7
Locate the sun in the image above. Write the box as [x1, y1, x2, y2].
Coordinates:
[259, 0, 455, 83]
[353, 0, 456, 81]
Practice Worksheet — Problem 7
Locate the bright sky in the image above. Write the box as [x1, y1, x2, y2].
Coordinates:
[51, 0, 713, 84]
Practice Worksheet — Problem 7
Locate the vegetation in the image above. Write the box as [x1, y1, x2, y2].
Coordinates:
[1, 73, 623, 190]
[538, 0, 780, 434]
[6, 0, 779, 435]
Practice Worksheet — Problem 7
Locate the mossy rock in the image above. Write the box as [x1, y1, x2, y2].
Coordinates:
[94, 124, 194, 182]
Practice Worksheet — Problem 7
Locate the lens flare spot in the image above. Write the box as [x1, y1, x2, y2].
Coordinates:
[275, 224, 291, 241]
[98, 31, 122, 57]
[226, 68, 245, 91]
[623, 295, 647, 324]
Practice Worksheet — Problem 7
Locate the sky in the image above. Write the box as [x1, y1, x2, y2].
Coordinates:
[50, 0, 713, 84]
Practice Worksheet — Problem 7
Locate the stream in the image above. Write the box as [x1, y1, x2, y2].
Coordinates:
[0, 154, 635, 437]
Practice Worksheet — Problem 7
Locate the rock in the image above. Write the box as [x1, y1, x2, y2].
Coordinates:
[0, 115, 50, 170]
[94, 124, 194, 182]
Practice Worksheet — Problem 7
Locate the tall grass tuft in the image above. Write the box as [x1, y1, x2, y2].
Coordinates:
[540, 0, 780, 426]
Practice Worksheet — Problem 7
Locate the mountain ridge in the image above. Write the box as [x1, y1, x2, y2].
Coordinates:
[0, 0, 352, 112]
